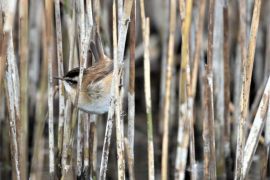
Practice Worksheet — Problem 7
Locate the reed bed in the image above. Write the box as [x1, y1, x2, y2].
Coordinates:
[0, 0, 270, 179]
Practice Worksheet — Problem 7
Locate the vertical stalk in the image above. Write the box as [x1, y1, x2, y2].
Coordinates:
[54, 0, 65, 161]
[5, 31, 21, 180]
[161, 0, 176, 179]
[223, 0, 231, 177]
[213, 0, 225, 177]
[99, 1, 117, 178]
[206, 0, 216, 178]
[175, 0, 194, 179]
[45, 0, 55, 176]
[128, 1, 136, 177]
[30, 7, 48, 178]
[235, 0, 262, 179]
[19, 0, 29, 178]
[89, 115, 97, 178]
[143, 18, 155, 180]
[191, 0, 206, 97]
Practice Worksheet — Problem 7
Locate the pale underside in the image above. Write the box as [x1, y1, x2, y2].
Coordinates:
[64, 73, 112, 114]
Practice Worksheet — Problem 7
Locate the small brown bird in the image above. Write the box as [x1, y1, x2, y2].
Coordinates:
[57, 33, 113, 114]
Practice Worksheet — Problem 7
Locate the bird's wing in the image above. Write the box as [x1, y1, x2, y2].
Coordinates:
[85, 61, 113, 98]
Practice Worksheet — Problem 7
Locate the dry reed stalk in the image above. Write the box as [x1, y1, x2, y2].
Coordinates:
[191, 0, 206, 97]
[223, 1, 232, 177]
[88, 115, 97, 178]
[265, 24, 270, 78]
[159, 0, 169, 135]
[242, 76, 270, 178]
[60, 6, 76, 175]
[175, 0, 194, 179]
[265, 86, 270, 149]
[118, 0, 123, 35]
[30, 9, 48, 178]
[202, 71, 210, 180]
[205, 0, 216, 178]
[5, 31, 21, 180]
[115, 1, 126, 179]
[19, 1, 29, 178]
[61, 99, 72, 174]
[234, 0, 247, 176]
[113, 0, 124, 179]
[183, 1, 196, 179]
[116, 0, 134, 178]
[76, 112, 85, 176]
[143, 17, 155, 180]
[99, 1, 117, 178]
[0, 11, 4, 95]
[74, 0, 86, 108]
[264, 25, 270, 145]
[248, 79, 267, 123]
[54, 0, 65, 161]
[83, 40, 96, 178]
[235, 0, 262, 179]
[161, 0, 176, 179]
[2, 1, 21, 179]
[82, 115, 90, 178]
[128, 1, 136, 175]
[187, 52, 196, 180]
[223, 0, 230, 157]
[61, 5, 75, 176]
[2, 0, 17, 32]
[45, 0, 55, 176]
[117, 0, 134, 64]
[124, 138, 135, 180]
[98, 101, 115, 179]
[212, 0, 226, 177]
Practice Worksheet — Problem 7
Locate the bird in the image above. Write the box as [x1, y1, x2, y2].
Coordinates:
[56, 32, 113, 114]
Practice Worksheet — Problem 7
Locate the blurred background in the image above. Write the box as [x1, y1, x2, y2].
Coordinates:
[0, 0, 270, 179]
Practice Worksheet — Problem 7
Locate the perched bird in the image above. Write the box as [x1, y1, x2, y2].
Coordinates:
[56, 33, 113, 114]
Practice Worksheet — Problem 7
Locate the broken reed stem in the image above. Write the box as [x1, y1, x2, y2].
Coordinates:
[206, 0, 216, 178]
[45, 0, 55, 176]
[54, 0, 65, 160]
[5, 31, 21, 180]
[191, 0, 206, 97]
[128, 1, 136, 175]
[99, 1, 117, 178]
[242, 76, 270, 178]
[143, 18, 155, 180]
[19, 0, 29, 178]
[235, 0, 262, 179]
[162, 0, 176, 179]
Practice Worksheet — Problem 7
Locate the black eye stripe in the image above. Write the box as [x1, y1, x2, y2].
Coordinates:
[66, 79, 77, 84]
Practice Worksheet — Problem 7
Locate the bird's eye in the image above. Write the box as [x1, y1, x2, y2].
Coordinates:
[66, 79, 77, 85]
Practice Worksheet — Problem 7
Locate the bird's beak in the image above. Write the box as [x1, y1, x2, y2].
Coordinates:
[53, 76, 64, 80]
